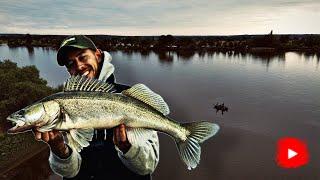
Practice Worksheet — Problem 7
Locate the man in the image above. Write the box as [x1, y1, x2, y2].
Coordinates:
[33, 35, 159, 179]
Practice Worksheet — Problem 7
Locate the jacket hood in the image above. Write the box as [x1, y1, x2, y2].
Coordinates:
[98, 51, 115, 82]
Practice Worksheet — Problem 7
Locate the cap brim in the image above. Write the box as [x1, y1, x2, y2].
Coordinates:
[57, 45, 88, 66]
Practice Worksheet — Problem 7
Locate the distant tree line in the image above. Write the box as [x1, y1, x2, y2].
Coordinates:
[0, 33, 320, 53]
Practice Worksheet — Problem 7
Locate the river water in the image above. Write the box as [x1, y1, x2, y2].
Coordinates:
[0, 44, 319, 179]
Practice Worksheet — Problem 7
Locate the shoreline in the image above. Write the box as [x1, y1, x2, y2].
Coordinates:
[0, 34, 319, 54]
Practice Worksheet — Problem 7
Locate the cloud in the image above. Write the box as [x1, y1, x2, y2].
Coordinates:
[0, 0, 319, 35]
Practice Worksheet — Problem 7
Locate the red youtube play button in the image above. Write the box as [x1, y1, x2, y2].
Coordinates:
[276, 137, 309, 168]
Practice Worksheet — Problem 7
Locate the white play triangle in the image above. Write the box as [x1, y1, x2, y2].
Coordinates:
[288, 149, 297, 159]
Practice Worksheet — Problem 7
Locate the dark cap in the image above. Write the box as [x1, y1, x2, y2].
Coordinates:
[57, 35, 97, 66]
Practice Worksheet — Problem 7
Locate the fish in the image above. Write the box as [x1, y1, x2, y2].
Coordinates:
[7, 75, 220, 170]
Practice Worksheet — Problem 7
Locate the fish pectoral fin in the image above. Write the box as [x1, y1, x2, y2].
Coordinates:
[65, 128, 94, 152]
[126, 128, 155, 145]
[122, 84, 170, 115]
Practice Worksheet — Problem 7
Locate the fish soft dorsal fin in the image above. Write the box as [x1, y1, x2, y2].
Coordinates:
[122, 84, 170, 115]
[63, 75, 115, 93]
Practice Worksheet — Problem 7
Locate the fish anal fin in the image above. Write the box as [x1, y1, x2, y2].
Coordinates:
[126, 128, 155, 145]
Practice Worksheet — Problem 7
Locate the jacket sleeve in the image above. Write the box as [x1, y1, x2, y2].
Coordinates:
[115, 130, 160, 175]
[48, 145, 82, 178]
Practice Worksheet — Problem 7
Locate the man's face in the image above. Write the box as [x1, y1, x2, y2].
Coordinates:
[64, 48, 102, 78]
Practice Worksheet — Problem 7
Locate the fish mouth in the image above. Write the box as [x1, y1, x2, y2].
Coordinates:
[6, 117, 34, 134]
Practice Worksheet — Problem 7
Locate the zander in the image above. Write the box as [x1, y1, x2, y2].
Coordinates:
[7, 75, 219, 170]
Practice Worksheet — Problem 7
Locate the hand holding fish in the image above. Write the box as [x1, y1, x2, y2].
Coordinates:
[33, 129, 70, 159]
[113, 124, 132, 154]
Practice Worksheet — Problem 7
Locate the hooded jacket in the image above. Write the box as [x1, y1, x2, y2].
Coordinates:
[49, 51, 160, 180]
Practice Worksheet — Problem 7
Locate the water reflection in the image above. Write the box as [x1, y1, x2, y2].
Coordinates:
[151, 50, 290, 70]
[140, 50, 151, 59]
[250, 52, 286, 71]
[3, 45, 318, 84]
[150, 50, 290, 66]
[154, 51, 173, 64]
[1, 45, 319, 70]
[176, 50, 196, 60]
[316, 53, 320, 70]
[26, 46, 34, 61]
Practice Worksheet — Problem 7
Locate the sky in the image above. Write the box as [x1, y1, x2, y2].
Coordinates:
[0, 0, 320, 35]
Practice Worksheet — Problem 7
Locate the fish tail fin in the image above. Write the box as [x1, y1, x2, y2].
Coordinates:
[176, 122, 219, 170]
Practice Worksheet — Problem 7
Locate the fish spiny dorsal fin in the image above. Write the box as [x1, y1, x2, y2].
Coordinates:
[122, 84, 170, 115]
[76, 75, 84, 90]
[79, 77, 90, 91]
[63, 75, 115, 93]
